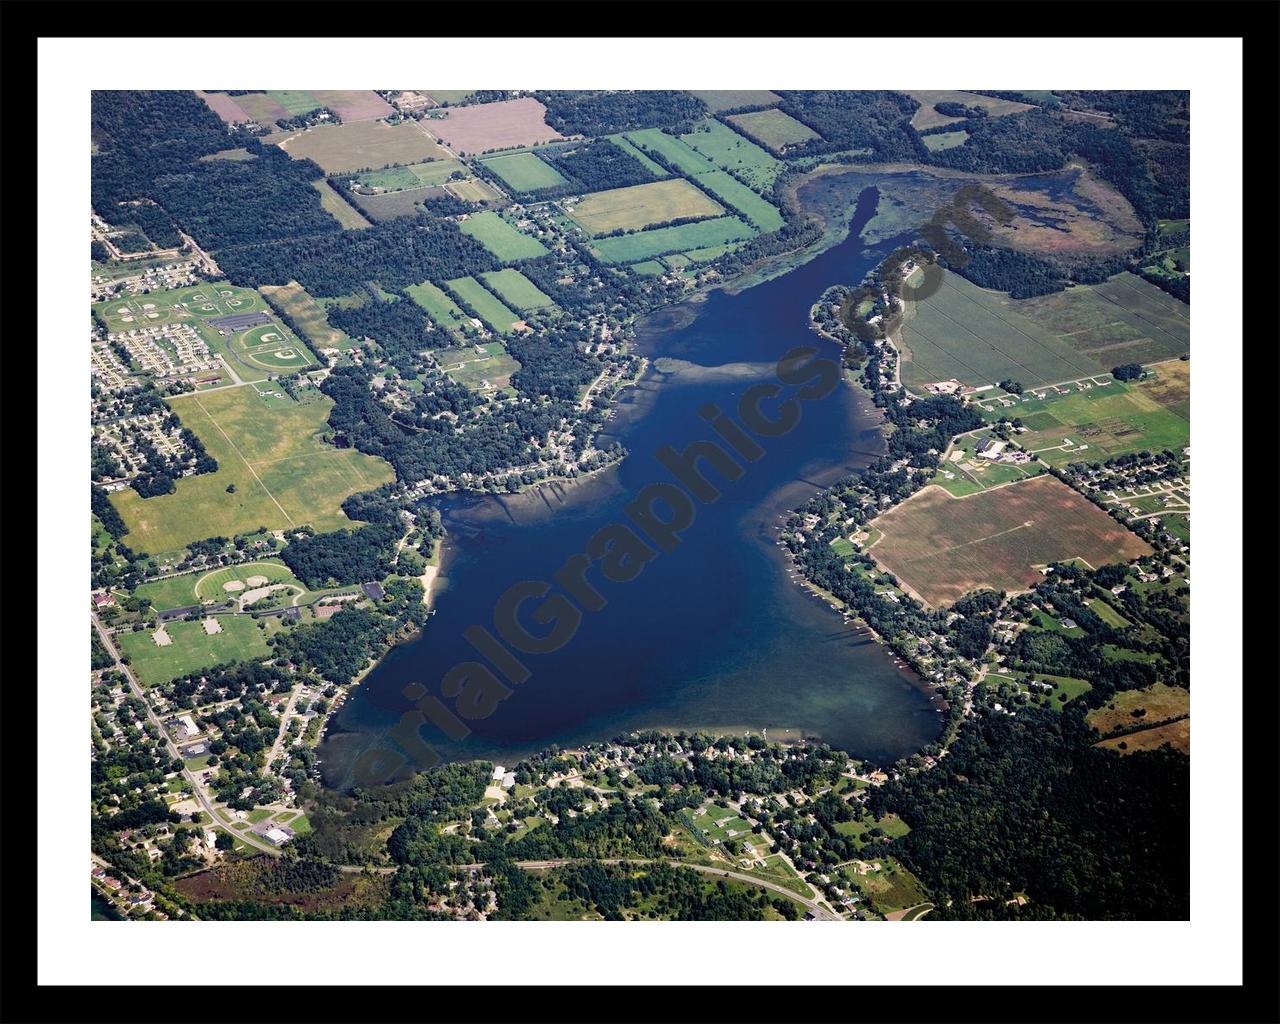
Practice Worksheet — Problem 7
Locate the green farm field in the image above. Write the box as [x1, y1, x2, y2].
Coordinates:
[406, 280, 471, 332]
[117, 614, 270, 687]
[110, 385, 394, 554]
[725, 108, 820, 152]
[458, 211, 549, 262]
[312, 179, 370, 230]
[479, 269, 554, 312]
[896, 270, 1107, 390]
[259, 281, 356, 351]
[680, 118, 785, 191]
[567, 178, 724, 235]
[479, 151, 568, 192]
[980, 359, 1189, 465]
[869, 474, 1153, 608]
[355, 158, 468, 192]
[687, 168, 784, 231]
[604, 134, 669, 176]
[590, 217, 756, 264]
[445, 277, 521, 333]
[623, 128, 716, 176]
[997, 272, 1189, 368]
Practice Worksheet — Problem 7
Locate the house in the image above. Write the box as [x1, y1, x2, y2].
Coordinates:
[491, 765, 506, 782]
[93, 591, 115, 608]
[1060, 618, 1077, 630]
[501, 772, 516, 789]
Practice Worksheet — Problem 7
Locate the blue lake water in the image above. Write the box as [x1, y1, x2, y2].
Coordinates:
[319, 186, 943, 787]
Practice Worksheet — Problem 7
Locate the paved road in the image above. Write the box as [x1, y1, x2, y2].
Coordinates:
[92, 614, 280, 857]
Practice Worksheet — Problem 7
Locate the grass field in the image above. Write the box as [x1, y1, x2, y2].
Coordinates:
[590, 216, 756, 264]
[228, 90, 392, 124]
[226, 322, 317, 376]
[686, 168, 785, 231]
[567, 178, 724, 235]
[996, 272, 1189, 368]
[110, 385, 394, 554]
[259, 282, 356, 352]
[1095, 717, 1190, 755]
[689, 90, 781, 113]
[193, 560, 303, 601]
[273, 120, 451, 175]
[434, 341, 520, 391]
[896, 270, 1107, 390]
[604, 134, 669, 176]
[445, 177, 504, 204]
[1087, 683, 1189, 737]
[921, 130, 970, 152]
[94, 283, 269, 332]
[979, 360, 1189, 465]
[117, 615, 270, 686]
[355, 158, 467, 192]
[312, 179, 370, 229]
[623, 128, 716, 175]
[869, 474, 1153, 608]
[458, 211, 549, 262]
[850, 857, 930, 915]
[479, 269, 554, 312]
[905, 90, 1036, 131]
[350, 186, 449, 223]
[406, 280, 471, 332]
[725, 108, 821, 152]
[1086, 598, 1132, 628]
[680, 118, 785, 191]
[479, 151, 568, 192]
[445, 277, 522, 334]
[630, 260, 667, 277]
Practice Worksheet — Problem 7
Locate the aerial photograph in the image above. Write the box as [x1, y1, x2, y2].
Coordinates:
[87, 86, 1192, 925]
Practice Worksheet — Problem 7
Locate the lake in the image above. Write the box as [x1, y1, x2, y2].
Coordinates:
[318, 184, 942, 787]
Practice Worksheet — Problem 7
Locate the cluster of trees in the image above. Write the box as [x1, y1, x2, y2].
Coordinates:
[546, 861, 776, 921]
[1111, 363, 1145, 381]
[775, 90, 919, 161]
[535, 90, 707, 136]
[125, 202, 183, 249]
[92, 485, 129, 539]
[326, 291, 456, 376]
[547, 138, 657, 192]
[217, 215, 498, 296]
[273, 107, 340, 132]
[279, 522, 400, 588]
[129, 422, 218, 499]
[271, 605, 389, 685]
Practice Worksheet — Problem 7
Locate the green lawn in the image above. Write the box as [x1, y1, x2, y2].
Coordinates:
[478, 269, 554, 312]
[829, 537, 856, 557]
[130, 572, 207, 612]
[479, 152, 569, 192]
[922, 130, 970, 151]
[247, 808, 274, 824]
[630, 260, 666, 277]
[458, 211, 548, 262]
[1086, 598, 1132, 628]
[445, 277, 522, 334]
[117, 615, 270, 686]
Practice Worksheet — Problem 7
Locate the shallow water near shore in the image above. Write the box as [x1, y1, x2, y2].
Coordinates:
[318, 185, 943, 786]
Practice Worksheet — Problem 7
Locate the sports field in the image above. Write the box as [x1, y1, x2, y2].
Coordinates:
[590, 216, 757, 265]
[110, 385, 394, 554]
[479, 151, 568, 192]
[133, 559, 305, 611]
[725, 109, 821, 152]
[680, 118, 785, 191]
[689, 90, 781, 113]
[895, 270, 1107, 390]
[230, 323, 317, 375]
[429, 97, 563, 154]
[116, 614, 271, 687]
[868, 474, 1153, 608]
[435, 341, 521, 391]
[980, 360, 1189, 465]
[406, 280, 471, 332]
[259, 282, 356, 352]
[355, 158, 468, 192]
[905, 90, 1036, 131]
[997, 272, 1189, 368]
[568, 178, 724, 235]
[445, 277, 522, 334]
[458, 211, 549, 261]
[94, 283, 268, 332]
[274, 120, 451, 175]
[479, 269, 554, 312]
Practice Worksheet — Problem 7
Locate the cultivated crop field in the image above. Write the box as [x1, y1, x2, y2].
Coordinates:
[567, 178, 724, 235]
[259, 281, 356, 351]
[274, 120, 451, 174]
[479, 269, 554, 312]
[590, 216, 757, 264]
[479, 151, 568, 192]
[428, 97, 563, 154]
[982, 361, 1189, 465]
[458, 211, 549, 261]
[896, 270, 1107, 390]
[117, 614, 271, 687]
[868, 474, 1153, 608]
[905, 90, 1036, 131]
[1000, 272, 1189, 367]
[110, 385, 394, 553]
[689, 169, 785, 231]
[445, 277, 521, 334]
[725, 108, 820, 153]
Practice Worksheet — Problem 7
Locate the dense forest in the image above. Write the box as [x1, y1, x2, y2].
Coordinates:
[546, 138, 658, 192]
[535, 90, 707, 136]
[326, 290, 457, 375]
[777, 90, 920, 160]
[279, 522, 401, 588]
